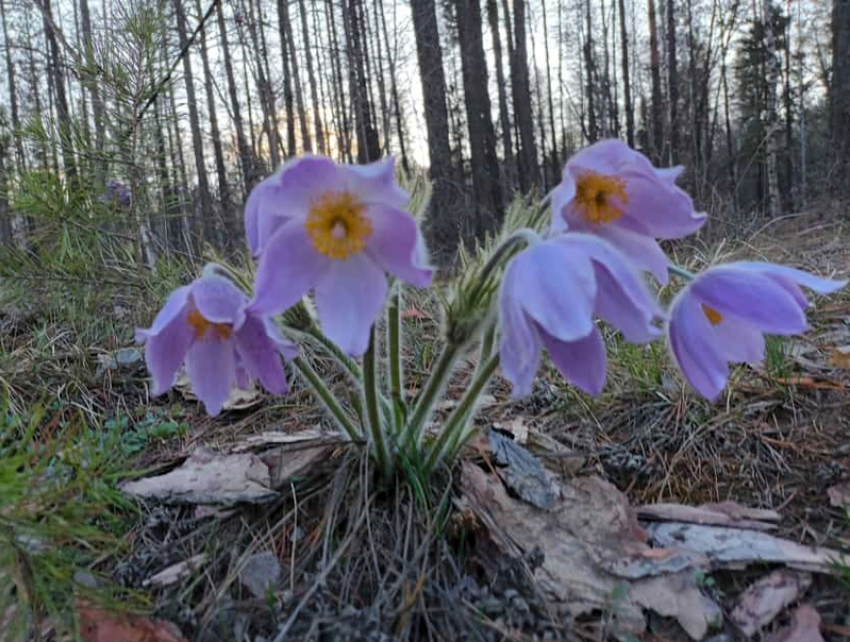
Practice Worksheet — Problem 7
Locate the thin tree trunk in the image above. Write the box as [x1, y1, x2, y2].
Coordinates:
[410, 0, 462, 258]
[832, 0, 850, 174]
[666, 0, 679, 162]
[326, 0, 352, 161]
[195, 0, 231, 219]
[279, 0, 311, 152]
[217, 0, 256, 191]
[79, 0, 105, 182]
[0, 0, 26, 171]
[583, 0, 599, 142]
[43, 0, 77, 179]
[298, 0, 326, 154]
[455, 0, 503, 238]
[276, 0, 297, 156]
[511, 0, 540, 190]
[342, 0, 381, 162]
[540, 0, 558, 172]
[486, 0, 516, 187]
[648, 0, 664, 160]
[783, 0, 793, 210]
[378, 0, 410, 172]
[246, 0, 282, 167]
[173, 0, 216, 243]
[763, 0, 780, 216]
[618, 0, 634, 146]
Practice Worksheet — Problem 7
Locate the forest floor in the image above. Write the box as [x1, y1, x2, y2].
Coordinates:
[1, 211, 850, 642]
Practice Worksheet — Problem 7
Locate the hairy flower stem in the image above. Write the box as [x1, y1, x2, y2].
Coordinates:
[387, 286, 404, 430]
[476, 323, 496, 376]
[424, 353, 500, 474]
[668, 264, 696, 281]
[401, 344, 460, 450]
[292, 357, 360, 441]
[306, 325, 363, 380]
[466, 229, 541, 309]
[363, 328, 392, 478]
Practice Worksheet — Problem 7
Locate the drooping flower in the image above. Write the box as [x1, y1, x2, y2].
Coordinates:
[247, 155, 433, 356]
[667, 262, 846, 400]
[136, 275, 298, 416]
[101, 180, 131, 207]
[499, 233, 663, 397]
[550, 139, 706, 283]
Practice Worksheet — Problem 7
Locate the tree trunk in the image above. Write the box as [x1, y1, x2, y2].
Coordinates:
[280, 0, 312, 152]
[245, 0, 282, 168]
[378, 0, 410, 172]
[648, 0, 664, 161]
[0, 0, 26, 171]
[410, 0, 462, 258]
[217, 0, 256, 192]
[173, 0, 216, 243]
[486, 0, 516, 187]
[618, 0, 634, 146]
[540, 0, 558, 171]
[583, 0, 599, 142]
[298, 0, 326, 154]
[511, 0, 540, 191]
[763, 0, 780, 217]
[195, 0, 231, 218]
[454, 0, 504, 238]
[342, 0, 381, 162]
[79, 0, 105, 182]
[831, 0, 850, 174]
[666, 0, 679, 162]
[43, 0, 77, 179]
[326, 0, 352, 162]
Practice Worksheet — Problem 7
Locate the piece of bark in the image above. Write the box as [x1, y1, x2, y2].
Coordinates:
[765, 605, 824, 642]
[121, 447, 277, 505]
[730, 570, 812, 637]
[638, 501, 780, 531]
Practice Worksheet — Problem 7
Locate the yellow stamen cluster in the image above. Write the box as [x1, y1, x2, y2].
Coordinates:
[701, 304, 723, 326]
[188, 308, 233, 340]
[574, 170, 629, 225]
[305, 191, 372, 260]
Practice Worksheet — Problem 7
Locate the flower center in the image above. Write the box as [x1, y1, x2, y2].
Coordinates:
[187, 308, 233, 340]
[701, 304, 723, 326]
[305, 191, 372, 260]
[574, 170, 628, 225]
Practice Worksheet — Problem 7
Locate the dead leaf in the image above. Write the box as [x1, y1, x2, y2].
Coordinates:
[730, 570, 812, 637]
[827, 482, 850, 509]
[458, 463, 718, 640]
[142, 554, 207, 588]
[638, 501, 780, 531]
[647, 523, 849, 573]
[765, 605, 824, 642]
[174, 371, 261, 411]
[120, 447, 277, 505]
[78, 602, 187, 642]
[491, 417, 528, 444]
[488, 430, 559, 509]
[830, 345, 850, 369]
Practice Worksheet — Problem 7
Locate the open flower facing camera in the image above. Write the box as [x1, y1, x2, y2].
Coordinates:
[137, 143, 847, 479]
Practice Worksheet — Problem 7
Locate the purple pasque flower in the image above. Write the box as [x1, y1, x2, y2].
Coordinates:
[499, 233, 663, 397]
[667, 262, 846, 400]
[247, 155, 433, 356]
[550, 139, 706, 284]
[136, 274, 298, 416]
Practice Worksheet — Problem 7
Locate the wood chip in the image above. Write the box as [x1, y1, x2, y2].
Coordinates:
[730, 570, 812, 637]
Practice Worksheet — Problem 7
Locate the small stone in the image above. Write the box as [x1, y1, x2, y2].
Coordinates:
[238, 551, 281, 599]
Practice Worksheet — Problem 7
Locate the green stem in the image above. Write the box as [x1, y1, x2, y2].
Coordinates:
[668, 264, 696, 281]
[292, 357, 360, 441]
[476, 323, 496, 376]
[306, 325, 363, 380]
[363, 328, 392, 478]
[388, 288, 403, 404]
[424, 353, 500, 474]
[466, 228, 541, 308]
[388, 286, 404, 429]
[402, 344, 460, 449]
